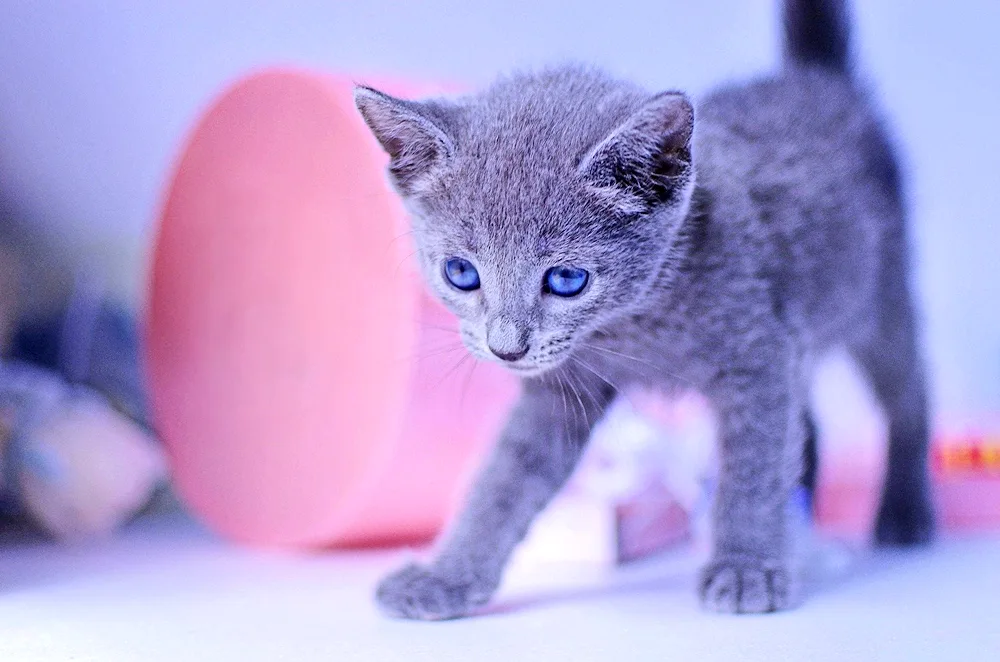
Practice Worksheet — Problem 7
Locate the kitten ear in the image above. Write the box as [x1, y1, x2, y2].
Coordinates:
[578, 92, 694, 215]
[354, 86, 455, 196]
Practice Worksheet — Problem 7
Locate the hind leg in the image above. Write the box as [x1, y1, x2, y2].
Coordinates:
[801, 408, 819, 514]
[850, 285, 934, 546]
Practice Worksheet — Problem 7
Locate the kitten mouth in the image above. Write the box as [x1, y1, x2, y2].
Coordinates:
[467, 342, 565, 377]
[501, 360, 561, 378]
[501, 363, 544, 376]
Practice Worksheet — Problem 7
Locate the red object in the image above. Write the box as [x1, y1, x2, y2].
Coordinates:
[934, 437, 1000, 475]
[816, 433, 1000, 538]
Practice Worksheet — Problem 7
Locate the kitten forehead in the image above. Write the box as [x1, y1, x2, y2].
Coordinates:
[456, 67, 648, 172]
[426, 67, 653, 244]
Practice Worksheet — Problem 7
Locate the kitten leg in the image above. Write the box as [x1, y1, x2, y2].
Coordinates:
[851, 288, 934, 546]
[700, 351, 806, 613]
[801, 407, 819, 514]
[375, 374, 614, 620]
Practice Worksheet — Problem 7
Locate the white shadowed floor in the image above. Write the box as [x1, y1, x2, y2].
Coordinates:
[1, 510, 998, 662]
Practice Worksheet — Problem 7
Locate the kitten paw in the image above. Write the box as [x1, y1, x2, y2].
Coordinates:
[700, 557, 794, 614]
[375, 563, 484, 621]
[875, 494, 935, 547]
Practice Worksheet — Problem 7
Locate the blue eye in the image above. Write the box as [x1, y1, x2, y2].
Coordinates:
[544, 266, 589, 297]
[444, 257, 481, 291]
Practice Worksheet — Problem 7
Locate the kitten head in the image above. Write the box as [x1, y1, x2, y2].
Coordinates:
[355, 67, 695, 377]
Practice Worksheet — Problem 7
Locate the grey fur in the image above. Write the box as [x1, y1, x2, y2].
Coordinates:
[355, 0, 933, 619]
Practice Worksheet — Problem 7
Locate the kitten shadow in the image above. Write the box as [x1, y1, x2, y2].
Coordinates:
[477, 540, 939, 618]
[476, 561, 694, 618]
[801, 541, 939, 602]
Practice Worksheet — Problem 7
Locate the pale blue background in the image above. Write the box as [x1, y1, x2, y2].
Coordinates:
[0, 0, 997, 417]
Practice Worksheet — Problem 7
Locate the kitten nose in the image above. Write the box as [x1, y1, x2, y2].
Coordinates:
[490, 346, 529, 362]
[486, 315, 530, 362]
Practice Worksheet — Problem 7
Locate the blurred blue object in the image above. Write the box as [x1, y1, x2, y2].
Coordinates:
[9, 273, 148, 426]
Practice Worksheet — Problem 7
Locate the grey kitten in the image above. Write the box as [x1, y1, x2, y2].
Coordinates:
[355, 0, 933, 619]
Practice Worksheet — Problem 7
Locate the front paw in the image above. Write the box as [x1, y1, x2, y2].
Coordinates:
[375, 563, 485, 621]
[700, 556, 795, 614]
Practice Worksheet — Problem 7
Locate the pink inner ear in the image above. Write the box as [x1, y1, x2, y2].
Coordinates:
[146, 69, 517, 549]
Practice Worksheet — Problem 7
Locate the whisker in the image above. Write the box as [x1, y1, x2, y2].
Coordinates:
[579, 342, 693, 386]
[573, 366, 605, 413]
[579, 342, 657, 369]
[571, 354, 620, 392]
[571, 354, 639, 410]
[393, 249, 419, 277]
[431, 353, 472, 391]
[416, 322, 460, 335]
[459, 358, 478, 411]
[564, 370, 581, 440]
[386, 229, 414, 250]
[397, 342, 466, 363]
[565, 369, 591, 433]
[556, 371, 572, 458]
[544, 372, 558, 421]
[413, 339, 465, 353]
[560, 367, 585, 454]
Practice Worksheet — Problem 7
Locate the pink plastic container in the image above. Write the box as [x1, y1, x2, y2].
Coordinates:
[146, 69, 518, 548]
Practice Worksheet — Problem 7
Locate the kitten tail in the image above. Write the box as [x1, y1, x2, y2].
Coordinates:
[782, 0, 852, 74]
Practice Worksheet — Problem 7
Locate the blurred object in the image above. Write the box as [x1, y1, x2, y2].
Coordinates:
[0, 244, 20, 350]
[0, 361, 165, 541]
[9, 271, 149, 424]
[2, 188, 147, 423]
[521, 376, 1000, 569]
[1, 171, 163, 542]
[146, 68, 518, 549]
[517, 393, 714, 566]
[805, 353, 1000, 538]
[816, 430, 1000, 537]
[936, 435, 1000, 475]
[514, 482, 690, 568]
[0, 200, 79, 332]
[934, 433, 1000, 529]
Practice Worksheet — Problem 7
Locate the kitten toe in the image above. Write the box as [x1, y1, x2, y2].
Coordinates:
[375, 563, 482, 621]
[700, 557, 795, 614]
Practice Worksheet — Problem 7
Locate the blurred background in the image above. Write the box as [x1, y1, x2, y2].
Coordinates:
[1, 0, 997, 420]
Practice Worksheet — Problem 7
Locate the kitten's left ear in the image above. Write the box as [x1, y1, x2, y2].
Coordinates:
[354, 86, 455, 196]
[578, 92, 694, 215]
